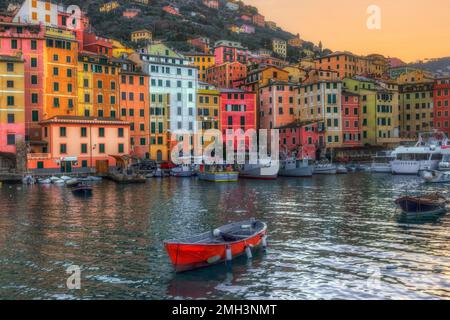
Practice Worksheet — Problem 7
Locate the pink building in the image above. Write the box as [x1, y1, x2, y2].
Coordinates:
[123, 8, 141, 19]
[241, 15, 252, 22]
[342, 92, 362, 148]
[162, 6, 181, 16]
[220, 89, 257, 148]
[214, 40, 249, 65]
[203, 0, 219, 9]
[0, 22, 45, 142]
[240, 24, 255, 34]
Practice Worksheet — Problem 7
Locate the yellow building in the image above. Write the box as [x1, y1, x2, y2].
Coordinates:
[0, 55, 25, 154]
[288, 34, 302, 48]
[99, 1, 120, 13]
[149, 92, 170, 162]
[283, 65, 307, 84]
[184, 52, 215, 82]
[343, 77, 400, 146]
[112, 39, 135, 59]
[131, 29, 153, 43]
[197, 82, 220, 140]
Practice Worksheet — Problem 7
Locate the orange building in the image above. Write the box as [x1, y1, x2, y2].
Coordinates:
[184, 52, 215, 82]
[43, 26, 78, 119]
[118, 59, 150, 159]
[77, 51, 120, 118]
[314, 52, 370, 79]
[243, 65, 290, 92]
[27, 116, 130, 173]
[206, 61, 247, 89]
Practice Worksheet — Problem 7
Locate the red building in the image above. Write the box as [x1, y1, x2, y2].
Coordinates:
[341, 92, 362, 147]
[82, 31, 113, 57]
[220, 89, 257, 148]
[279, 125, 321, 160]
[206, 62, 247, 89]
[434, 78, 450, 135]
[214, 40, 249, 65]
[252, 14, 265, 28]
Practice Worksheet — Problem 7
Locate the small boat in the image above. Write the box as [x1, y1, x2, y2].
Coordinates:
[86, 176, 102, 182]
[171, 164, 194, 177]
[60, 175, 72, 181]
[239, 158, 279, 180]
[279, 158, 313, 177]
[53, 179, 65, 185]
[421, 170, 450, 184]
[50, 176, 61, 183]
[314, 161, 337, 175]
[371, 151, 395, 173]
[71, 184, 93, 197]
[199, 169, 239, 182]
[164, 219, 267, 272]
[37, 178, 51, 184]
[395, 194, 447, 218]
[66, 178, 80, 187]
[336, 165, 348, 174]
[22, 175, 35, 185]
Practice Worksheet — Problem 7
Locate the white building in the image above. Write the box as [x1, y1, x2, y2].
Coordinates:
[272, 38, 287, 59]
[138, 44, 199, 135]
[13, 0, 59, 26]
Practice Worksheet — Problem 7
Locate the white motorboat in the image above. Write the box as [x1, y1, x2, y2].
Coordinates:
[53, 179, 65, 185]
[171, 164, 194, 177]
[371, 151, 395, 173]
[239, 158, 279, 180]
[314, 161, 337, 175]
[22, 175, 35, 185]
[391, 132, 448, 175]
[279, 158, 313, 177]
[438, 148, 450, 171]
[38, 178, 51, 184]
[421, 170, 450, 184]
[60, 176, 72, 181]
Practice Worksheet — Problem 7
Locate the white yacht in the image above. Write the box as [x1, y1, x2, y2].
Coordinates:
[391, 132, 448, 175]
[239, 158, 279, 180]
[371, 151, 396, 173]
[279, 158, 314, 177]
[438, 148, 450, 171]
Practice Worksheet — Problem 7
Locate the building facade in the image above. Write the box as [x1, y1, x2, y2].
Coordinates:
[434, 78, 450, 136]
[214, 40, 249, 65]
[184, 52, 215, 82]
[206, 62, 247, 89]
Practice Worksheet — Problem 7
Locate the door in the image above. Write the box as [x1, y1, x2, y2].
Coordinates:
[157, 150, 163, 162]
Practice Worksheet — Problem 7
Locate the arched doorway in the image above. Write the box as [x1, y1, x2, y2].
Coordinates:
[157, 150, 163, 162]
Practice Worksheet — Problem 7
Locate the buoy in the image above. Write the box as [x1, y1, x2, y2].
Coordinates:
[245, 245, 252, 259]
[213, 229, 221, 237]
[226, 245, 232, 261]
[261, 235, 267, 249]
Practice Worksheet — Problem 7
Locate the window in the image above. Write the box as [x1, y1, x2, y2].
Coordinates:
[11, 40, 17, 50]
[81, 144, 88, 154]
[32, 110, 39, 122]
[118, 128, 124, 137]
[81, 127, 87, 137]
[31, 58, 37, 68]
[7, 134, 15, 145]
[7, 80, 14, 88]
[99, 144, 105, 153]
[99, 128, 105, 137]
[7, 114, 15, 124]
[60, 144, 67, 154]
[60, 127, 67, 137]
[118, 144, 124, 153]
[7, 96, 14, 106]
[31, 40, 37, 50]
[7, 62, 14, 72]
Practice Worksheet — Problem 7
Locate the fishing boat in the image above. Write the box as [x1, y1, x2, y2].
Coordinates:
[171, 164, 194, 177]
[164, 219, 267, 272]
[279, 158, 313, 177]
[421, 170, 450, 184]
[391, 131, 448, 175]
[239, 158, 279, 180]
[395, 194, 447, 218]
[198, 165, 239, 182]
[71, 184, 93, 197]
[371, 151, 395, 173]
[314, 161, 337, 175]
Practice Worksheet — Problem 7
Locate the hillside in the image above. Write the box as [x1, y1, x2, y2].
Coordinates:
[408, 57, 450, 77]
[51, 0, 327, 61]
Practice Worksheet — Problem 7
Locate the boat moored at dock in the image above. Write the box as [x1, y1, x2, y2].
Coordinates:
[395, 193, 448, 218]
[238, 158, 279, 180]
[279, 158, 313, 177]
[313, 161, 337, 175]
[164, 219, 267, 272]
[371, 151, 395, 173]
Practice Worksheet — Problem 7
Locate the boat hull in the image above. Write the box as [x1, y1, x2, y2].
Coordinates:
[391, 160, 439, 175]
[371, 164, 392, 173]
[395, 196, 447, 217]
[71, 187, 93, 197]
[313, 167, 337, 175]
[279, 166, 313, 177]
[199, 172, 239, 182]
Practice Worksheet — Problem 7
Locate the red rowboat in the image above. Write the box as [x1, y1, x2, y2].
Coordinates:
[164, 219, 267, 272]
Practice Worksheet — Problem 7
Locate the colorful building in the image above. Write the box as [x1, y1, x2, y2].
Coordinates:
[27, 116, 130, 173]
[184, 52, 215, 82]
[0, 21, 45, 142]
[206, 62, 247, 89]
[341, 92, 362, 148]
[343, 76, 400, 146]
[77, 51, 120, 119]
[188, 37, 211, 54]
[396, 70, 434, 138]
[272, 39, 287, 59]
[214, 40, 249, 65]
[13, 0, 58, 26]
[288, 34, 302, 48]
[131, 29, 153, 43]
[112, 39, 135, 59]
[197, 82, 221, 148]
[0, 55, 25, 154]
[244, 65, 289, 92]
[315, 52, 370, 79]
[118, 59, 150, 159]
[43, 26, 79, 119]
[252, 14, 265, 27]
[220, 89, 257, 147]
[203, 0, 219, 9]
[434, 78, 450, 136]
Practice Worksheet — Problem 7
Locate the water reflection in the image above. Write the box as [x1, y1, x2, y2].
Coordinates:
[0, 174, 449, 299]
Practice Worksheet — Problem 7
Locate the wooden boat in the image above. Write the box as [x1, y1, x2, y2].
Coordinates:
[395, 194, 447, 217]
[71, 184, 93, 197]
[164, 219, 267, 272]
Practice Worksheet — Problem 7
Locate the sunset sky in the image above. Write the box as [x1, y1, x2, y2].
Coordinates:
[245, 0, 450, 62]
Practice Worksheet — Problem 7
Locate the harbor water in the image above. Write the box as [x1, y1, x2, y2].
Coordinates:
[0, 173, 449, 299]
